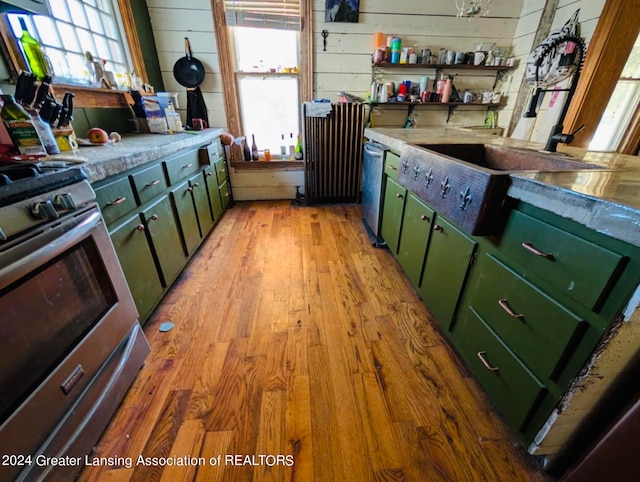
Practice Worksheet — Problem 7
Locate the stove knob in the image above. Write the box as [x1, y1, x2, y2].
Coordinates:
[31, 200, 59, 219]
[53, 193, 77, 210]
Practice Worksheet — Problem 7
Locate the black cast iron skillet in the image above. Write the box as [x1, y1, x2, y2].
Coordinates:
[173, 37, 205, 88]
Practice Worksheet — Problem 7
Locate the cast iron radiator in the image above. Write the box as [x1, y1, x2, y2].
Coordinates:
[302, 102, 367, 203]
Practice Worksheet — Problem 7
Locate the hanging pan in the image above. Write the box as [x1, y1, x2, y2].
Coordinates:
[173, 37, 205, 88]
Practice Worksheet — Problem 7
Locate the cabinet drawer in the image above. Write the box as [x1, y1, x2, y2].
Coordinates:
[384, 151, 401, 181]
[94, 177, 137, 225]
[214, 157, 228, 184]
[164, 149, 201, 185]
[499, 210, 626, 311]
[199, 139, 223, 166]
[457, 307, 545, 431]
[130, 163, 168, 204]
[470, 254, 586, 381]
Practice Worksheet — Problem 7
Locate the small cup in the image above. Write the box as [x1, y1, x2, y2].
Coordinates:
[474, 51, 486, 66]
[454, 51, 465, 64]
[192, 118, 207, 130]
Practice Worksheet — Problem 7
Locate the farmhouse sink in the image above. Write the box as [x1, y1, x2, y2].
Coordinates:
[399, 143, 604, 236]
[415, 143, 605, 172]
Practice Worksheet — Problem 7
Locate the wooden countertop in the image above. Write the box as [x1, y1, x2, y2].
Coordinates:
[365, 127, 640, 247]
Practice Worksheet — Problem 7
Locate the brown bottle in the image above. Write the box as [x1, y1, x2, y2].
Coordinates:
[243, 138, 251, 161]
[251, 134, 259, 161]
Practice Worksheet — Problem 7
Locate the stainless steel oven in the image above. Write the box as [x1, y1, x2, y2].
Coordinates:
[0, 164, 149, 481]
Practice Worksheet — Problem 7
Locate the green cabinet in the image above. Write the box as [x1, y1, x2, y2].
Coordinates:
[93, 137, 231, 324]
[171, 179, 201, 256]
[142, 195, 186, 287]
[397, 192, 434, 285]
[381, 177, 406, 255]
[110, 212, 164, 322]
[418, 215, 476, 331]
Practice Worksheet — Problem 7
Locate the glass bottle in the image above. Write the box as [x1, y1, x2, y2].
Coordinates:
[294, 134, 303, 160]
[288, 132, 295, 160]
[242, 137, 251, 161]
[280, 134, 287, 158]
[1, 94, 47, 155]
[251, 134, 259, 161]
[17, 17, 48, 80]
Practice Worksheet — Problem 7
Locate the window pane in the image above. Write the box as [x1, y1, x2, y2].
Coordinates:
[32, 17, 60, 47]
[69, 0, 89, 29]
[589, 80, 640, 151]
[234, 27, 297, 72]
[57, 22, 80, 52]
[238, 76, 299, 156]
[86, 6, 104, 34]
[50, 3, 70, 22]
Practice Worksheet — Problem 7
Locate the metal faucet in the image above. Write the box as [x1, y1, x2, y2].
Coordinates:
[545, 124, 586, 152]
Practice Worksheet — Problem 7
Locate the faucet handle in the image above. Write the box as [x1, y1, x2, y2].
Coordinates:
[570, 124, 586, 137]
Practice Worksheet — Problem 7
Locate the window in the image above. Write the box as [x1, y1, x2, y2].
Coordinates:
[233, 27, 300, 157]
[6, 0, 131, 88]
[215, 0, 311, 162]
[589, 32, 640, 152]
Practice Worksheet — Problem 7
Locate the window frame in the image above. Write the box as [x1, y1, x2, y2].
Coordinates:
[212, 0, 312, 146]
[0, 0, 146, 109]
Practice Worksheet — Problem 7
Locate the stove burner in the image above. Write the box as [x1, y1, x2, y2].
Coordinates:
[0, 164, 43, 186]
[0, 163, 87, 208]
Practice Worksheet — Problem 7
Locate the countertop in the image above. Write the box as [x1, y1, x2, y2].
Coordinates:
[365, 127, 640, 247]
[65, 128, 224, 184]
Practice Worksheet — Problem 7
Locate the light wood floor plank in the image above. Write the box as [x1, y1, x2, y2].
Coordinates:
[78, 201, 548, 482]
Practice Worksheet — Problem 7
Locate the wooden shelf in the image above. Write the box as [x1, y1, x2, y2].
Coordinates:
[372, 62, 514, 71]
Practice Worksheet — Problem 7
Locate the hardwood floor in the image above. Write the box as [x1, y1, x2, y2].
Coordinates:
[78, 201, 550, 482]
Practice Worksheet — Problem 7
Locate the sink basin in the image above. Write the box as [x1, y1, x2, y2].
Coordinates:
[398, 143, 604, 236]
[415, 143, 604, 172]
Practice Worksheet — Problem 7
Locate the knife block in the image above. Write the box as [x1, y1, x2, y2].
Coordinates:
[53, 125, 79, 151]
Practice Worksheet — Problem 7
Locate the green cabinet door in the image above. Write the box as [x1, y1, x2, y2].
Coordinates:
[171, 179, 201, 256]
[397, 192, 434, 286]
[219, 181, 231, 211]
[191, 172, 214, 236]
[381, 177, 406, 255]
[110, 212, 163, 323]
[143, 195, 186, 286]
[204, 166, 223, 222]
[419, 215, 476, 331]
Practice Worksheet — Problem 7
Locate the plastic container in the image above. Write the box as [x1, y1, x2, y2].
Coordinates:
[390, 37, 401, 64]
[441, 77, 452, 103]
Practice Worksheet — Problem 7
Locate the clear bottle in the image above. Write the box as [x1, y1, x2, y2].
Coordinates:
[1, 94, 46, 155]
[289, 132, 295, 160]
[251, 134, 259, 161]
[280, 134, 287, 158]
[17, 17, 48, 80]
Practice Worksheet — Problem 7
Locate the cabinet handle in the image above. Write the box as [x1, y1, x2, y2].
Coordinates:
[224, 193, 230, 197]
[521, 242, 555, 260]
[433, 224, 443, 232]
[146, 180, 160, 187]
[388, 165, 397, 170]
[136, 224, 145, 231]
[150, 214, 159, 221]
[206, 172, 213, 177]
[477, 351, 499, 371]
[187, 187, 193, 193]
[106, 196, 126, 206]
[192, 182, 200, 188]
[183, 163, 194, 169]
[220, 168, 226, 173]
[396, 193, 403, 199]
[421, 215, 430, 221]
[498, 299, 525, 320]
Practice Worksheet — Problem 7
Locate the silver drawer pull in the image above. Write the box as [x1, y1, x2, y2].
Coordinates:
[421, 215, 430, 221]
[521, 242, 554, 260]
[477, 351, 499, 371]
[183, 163, 194, 169]
[498, 299, 524, 320]
[388, 165, 397, 170]
[395, 193, 403, 199]
[106, 196, 126, 206]
[136, 224, 145, 231]
[146, 179, 160, 187]
[433, 224, 443, 232]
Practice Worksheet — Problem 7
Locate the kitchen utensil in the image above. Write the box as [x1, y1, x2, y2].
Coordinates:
[173, 38, 205, 88]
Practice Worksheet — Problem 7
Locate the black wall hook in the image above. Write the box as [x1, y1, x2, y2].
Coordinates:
[321, 30, 329, 51]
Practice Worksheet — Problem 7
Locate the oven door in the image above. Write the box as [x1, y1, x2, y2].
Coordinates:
[0, 205, 141, 476]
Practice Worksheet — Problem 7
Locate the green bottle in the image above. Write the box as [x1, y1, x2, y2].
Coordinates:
[294, 134, 303, 160]
[17, 17, 48, 80]
[1, 94, 47, 155]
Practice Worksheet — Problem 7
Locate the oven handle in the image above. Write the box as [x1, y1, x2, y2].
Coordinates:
[0, 207, 105, 288]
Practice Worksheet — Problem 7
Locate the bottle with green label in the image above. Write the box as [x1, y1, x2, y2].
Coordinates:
[1, 94, 46, 155]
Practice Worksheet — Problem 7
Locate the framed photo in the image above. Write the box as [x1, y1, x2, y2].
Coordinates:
[325, 0, 359, 23]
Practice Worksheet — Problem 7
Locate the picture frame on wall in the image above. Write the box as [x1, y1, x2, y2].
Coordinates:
[325, 0, 359, 23]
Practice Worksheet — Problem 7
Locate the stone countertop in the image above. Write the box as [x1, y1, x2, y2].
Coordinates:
[365, 127, 640, 247]
[63, 128, 224, 184]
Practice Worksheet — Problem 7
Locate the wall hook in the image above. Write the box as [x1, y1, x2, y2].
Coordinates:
[321, 30, 329, 51]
